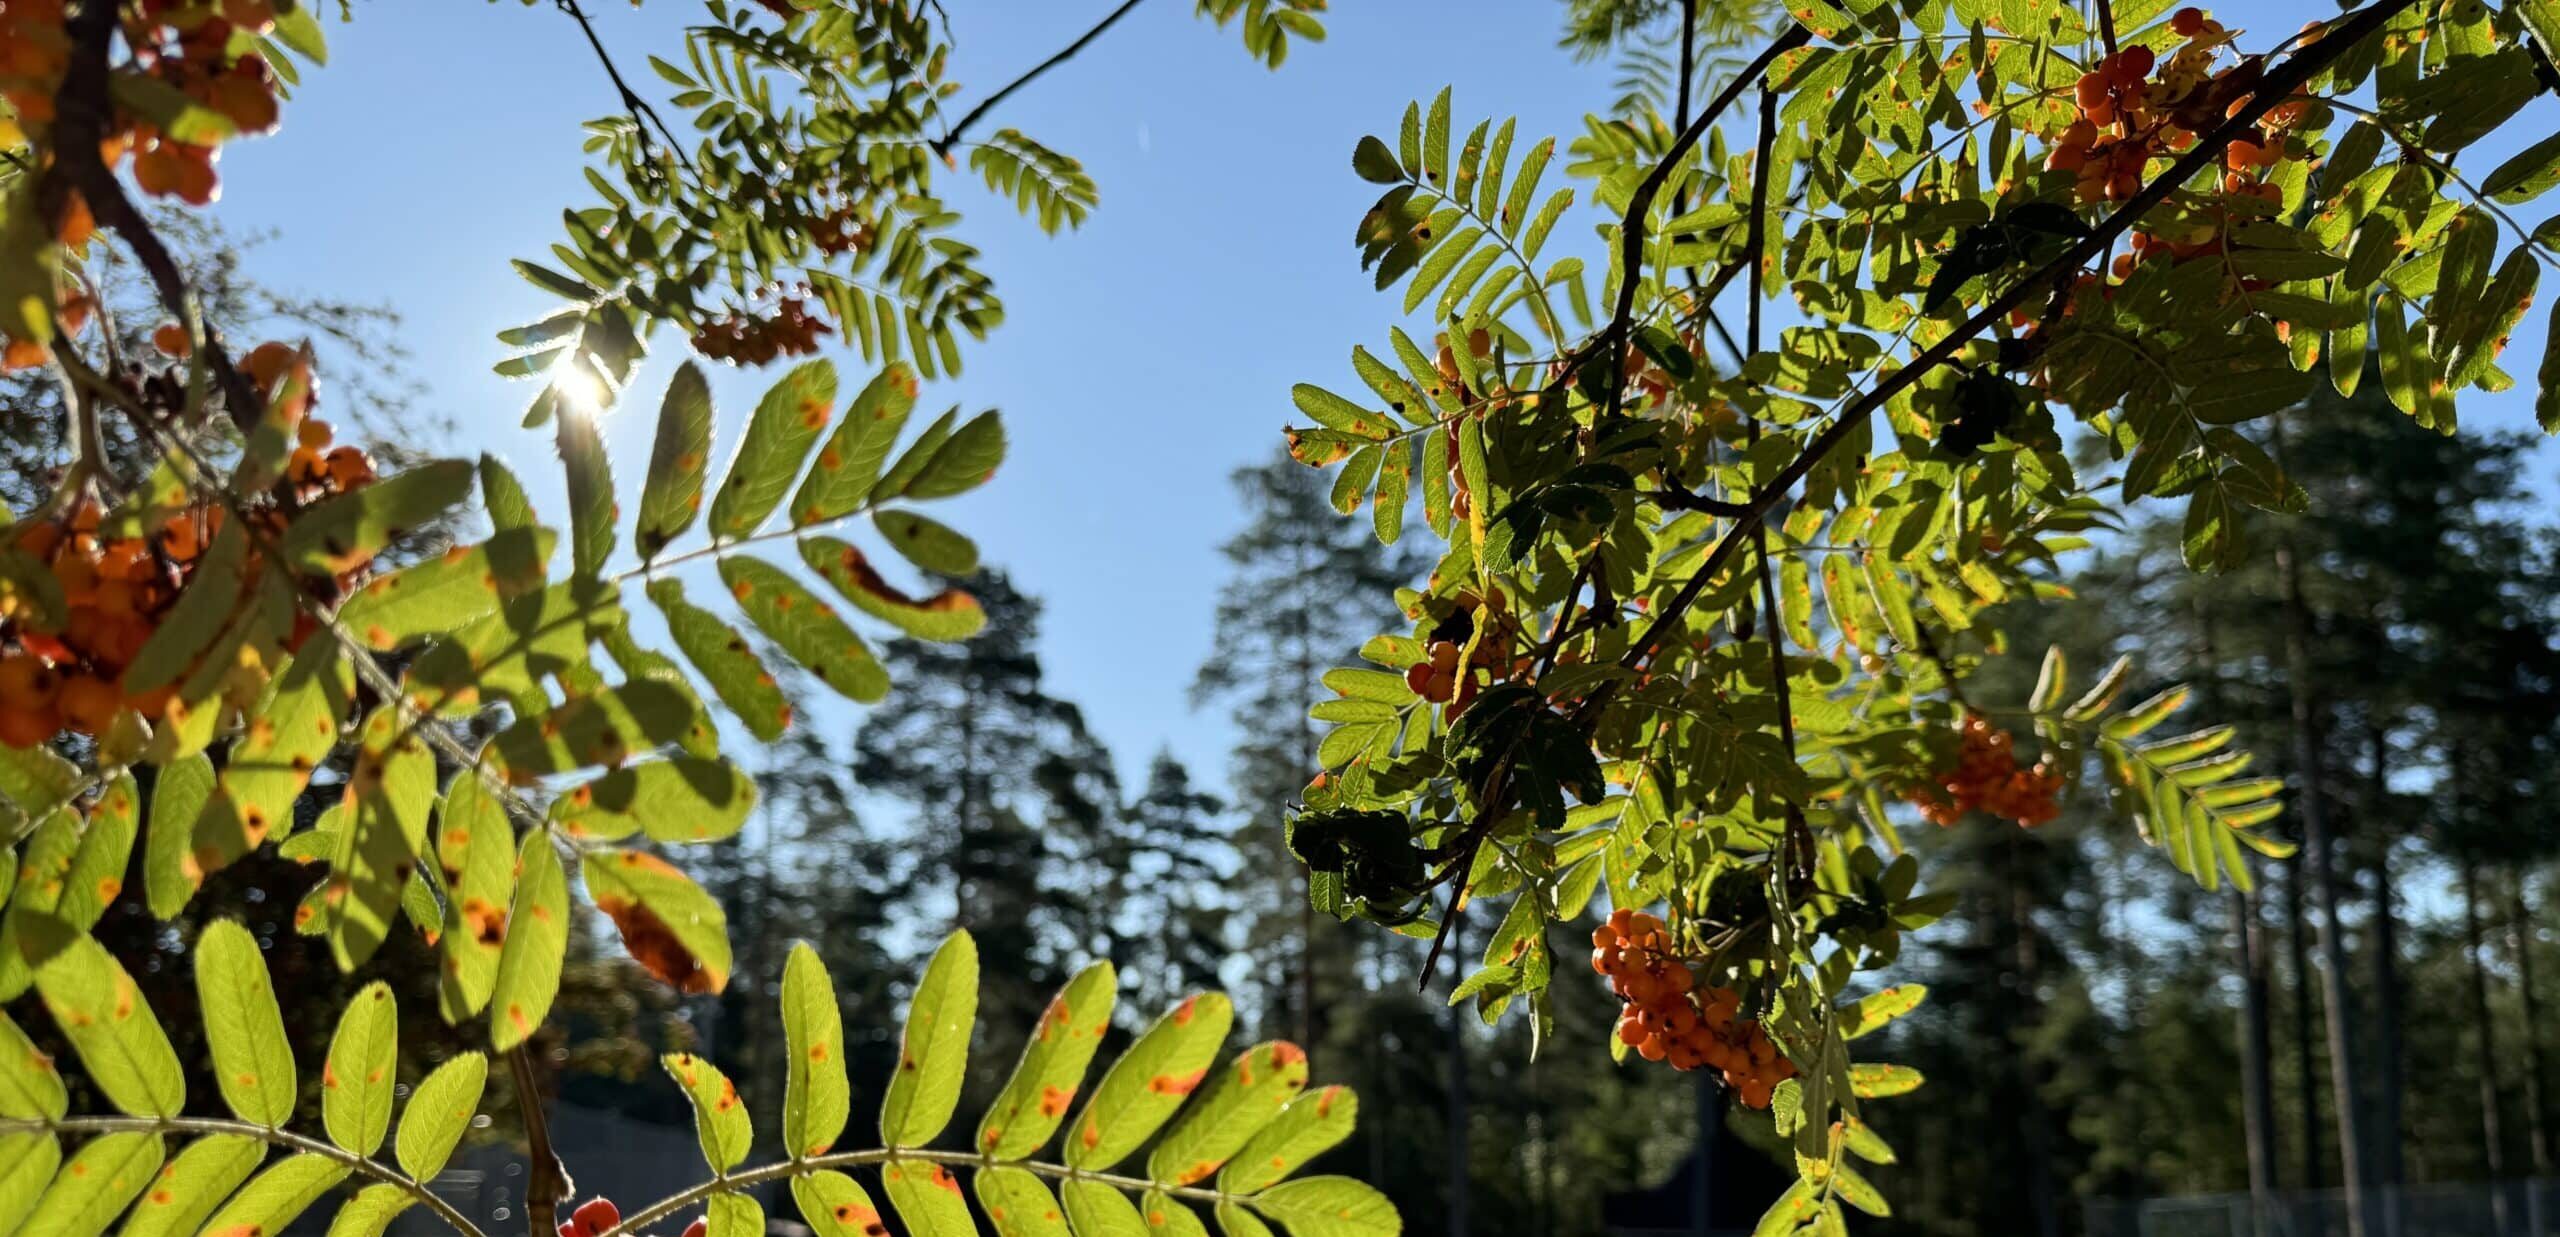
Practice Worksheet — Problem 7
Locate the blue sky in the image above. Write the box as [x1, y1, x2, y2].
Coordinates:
[205, 1, 2556, 802]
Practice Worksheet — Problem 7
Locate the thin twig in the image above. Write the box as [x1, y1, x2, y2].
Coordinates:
[556, 0, 695, 180]
[510, 1045, 573, 1237]
[4, 1115, 491, 1237]
[1740, 82, 1810, 862]
[934, 0, 1149, 155]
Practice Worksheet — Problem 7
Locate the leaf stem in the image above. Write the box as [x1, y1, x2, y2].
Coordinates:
[599, 1146, 1255, 1237]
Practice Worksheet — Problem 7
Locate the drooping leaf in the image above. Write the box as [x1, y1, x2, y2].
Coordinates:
[321, 710, 438, 971]
[976, 1167, 1071, 1237]
[435, 767, 517, 1023]
[800, 537, 987, 642]
[1247, 1177, 1399, 1237]
[874, 510, 979, 576]
[979, 961, 1117, 1159]
[636, 361, 715, 560]
[24, 918, 185, 1117]
[882, 1160, 975, 1236]
[322, 981, 399, 1155]
[557, 400, 617, 579]
[649, 577, 793, 741]
[662, 1051, 753, 1172]
[711, 359, 838, 538]
[584, 850, 732, 995]
[550, 756, 756, 844]
[795, 1170, 889, 1237]
[718, 555, 890, 703]
[783, 942, 852, 1158]
[324, 1185, 415, 1237]
[0, 1010, 69, 1119]
[197, 1153, 349, 1237]
[0, 1132, 60, 1235]
[196, 919, 297, 1127]
[881, 929, 980, 1148]
[120, 1134, 264, 1237]
[143, 755, 212, 920]
[1148, 1040, 1310, 1186]
[1059, 1179, 1148, 1237]
[1220, 1085, 1358, 1194]
[791, 361, 920, 524]
[19, 1128, 162, 1237]
[396, 1051, 487, 1180]
[279, 458, 475, 576]
[488, 834, 569, 1052]
[707, 1192, 765, 1237]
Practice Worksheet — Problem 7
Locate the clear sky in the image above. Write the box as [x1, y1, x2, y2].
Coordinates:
[204, 1, 2556, 802]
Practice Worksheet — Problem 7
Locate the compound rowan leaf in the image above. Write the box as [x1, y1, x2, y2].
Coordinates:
[1220, 1085, 1358, 1194]
[783, 942, 851, 1158]
[719, 555, 890, 703]
[649, 577, 792, 741]
[396, 1051, 487, 1180]
[637, 361, 715, 560]
[881, 929, 979, 1148]
[322, 981, 398, 1155]
[199, 1153, 348, 1237]
[488, 834, 569, 1052]
[1149, 1041, 1309, 1186]
[711, 359, 837, 538]
[1248, 1177, 1398, 1237]
[663, 1051, 753, 1172]
[791, 361, 919, 525]
[794, 1170, 890, 1237]
[20, 1127, 161, 1237]
[584, 850, 732, 995]
[25, 918, 184, 1117]
[874, 509, 979, 577]
[979, 960, 1116, 1159]
[550, 756, 756, 844]
[435, 768, 516, 1023]
[799, 537, 987, 642]
[1064, 992, 1234, 1171]
[279, 458, 474, 576]
[0, 1009, 68, 1120]
[882, 1160, 975, 1237]
[196, 919, 296, 1127]
[120, 1134, 264, 1237]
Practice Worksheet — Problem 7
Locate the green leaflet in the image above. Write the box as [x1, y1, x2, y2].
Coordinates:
[1220, 1085, 1359, 1194]
[0, 743, 78, 823]
[874, 509, 979, 576]
[1148, 1040, 1309, 1186]
[20, 1128, 161, 1237]
[637, 361, 715, 560]
[663, 1051, 753, 1172]
[1219, 1203, 1278, 1237]
[979, 960, 1117, 1159]
[396, 1052, 487, 1180]
[1144, 1193, 1213, 1237]
[1063, 992, 1234, 1171]
[324, 1184, 415, 1237]
[0, 1132, 60, 1235]
[1059, 1180, 1148, 1237]
[1848, 1062, 1925, 1098]
[871, 408, 957, 501]
[405, 581, 623, 715]
[799, 536, 988, 642]
[582, 849, 733, 995]
[974, 1166, 1070, 1237]
[488, 833, 569, 1052]
[121, 1134, 264, 1237]
[323, 982, 399, 1155]
[0, 783, 132, 1000]
[550, 756, 756, 844]
[198, 1152, 349, 1237]
[556, 393, 617, 579]
[0, 1010, 69, 1119]
[794, 1170, 889, 1237]
[436, 767, 516, 1023]
[196, 919, 297, 1127]
[492, 679, 699, 777]
[881, 929, 980, 1147]
[712, 358, 838, 538]
[649, 576, 792, 741]
[144, 754, 214, 918]
[323, 710, 437, 970]
[882, 1159, 975, 1236]
[783, 942, 851, 1158]
[204, 642, 351, 878]
[1250, 1177, 1399, 1237]
[708, 1192, 765, 1237]
[337, 527, 557, 651]
[278, 458, 475, 575]
[791, 361, 919, 524]
[718, 555, 890, 703]
[1838, 984, 1927, 1040]
[25, 918, 185, 1117]
[896, 409, 1005, 500]
[120, 516, 247, 694]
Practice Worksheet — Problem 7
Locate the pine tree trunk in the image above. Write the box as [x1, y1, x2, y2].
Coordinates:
[2236, 888, 2281, 1217]
[2273, 492, 2370, 1237]
[1445, 916, 1469, 1237]
[2367, 723, 2406, 1202]
[2508, 876, 2555, 1179]
[2009, 835, 2061, 1237]
[2462, 858, 2512, 1231]
[2288, 855, 2326, 1200]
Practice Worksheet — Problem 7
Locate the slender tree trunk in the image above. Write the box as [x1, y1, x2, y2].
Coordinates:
[2366, 722, 2407, 1202]
[1692, 1076, 1723, 1237]
[2272, 478, 2370, 1237]
[2509, 876, 2555, 1179]
[2236, 889, 2282, 1213]
[2462, 858, 2512, 1232]
[2009, 834, 2061, 1237]
[2289, 855, 2326, 1198]
[1445, 917, 1469, 1237]
[1291, 552, 1320, 1050]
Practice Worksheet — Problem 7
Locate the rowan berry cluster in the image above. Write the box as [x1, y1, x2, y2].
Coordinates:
[1904, 713, 2063, 828]
[1590, 908, 1796, 1109]
[1402, 586, 1531, 715]
[556, 1196, 707, 1237]
[0, 338, 375, 749]
[689, 289, 833, 365]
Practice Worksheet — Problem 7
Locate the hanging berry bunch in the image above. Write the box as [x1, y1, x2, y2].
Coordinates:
[1591, 908, 1797, 1109]
[1903, 713, 2064, 828]
[688, 284, 834, 365]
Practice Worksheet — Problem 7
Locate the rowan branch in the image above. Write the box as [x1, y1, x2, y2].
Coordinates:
[556, 0, 695, 180]
[934, 0, 1149, 155]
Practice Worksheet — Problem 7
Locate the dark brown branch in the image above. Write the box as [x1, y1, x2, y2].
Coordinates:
[1646, 485, 1752, 517]
[508, 1045, 573, 1237]
[1612, 0, 2414, 681]
[1741, 81, 1811, 862]
[934, 0, 1148, 155]
[43, 0, 259, 430]
[2096, 0, 2120, 56]
[556, 0, 693, 178]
